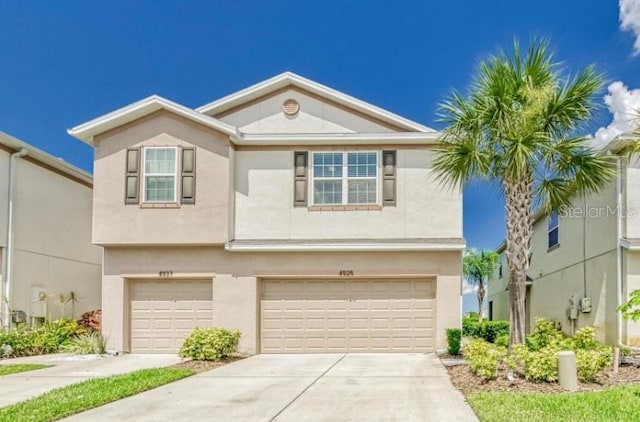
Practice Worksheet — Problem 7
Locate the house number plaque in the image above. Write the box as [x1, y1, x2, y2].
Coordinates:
[159, 271, 173, 278]
[339, 270, 354, 276]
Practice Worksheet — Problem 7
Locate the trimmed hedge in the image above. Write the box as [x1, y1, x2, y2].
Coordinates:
[462, 317, 509, 343]
[446, 328, 462, 355]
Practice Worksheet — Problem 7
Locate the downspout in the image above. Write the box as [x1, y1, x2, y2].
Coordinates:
[2, 148, 28, 330]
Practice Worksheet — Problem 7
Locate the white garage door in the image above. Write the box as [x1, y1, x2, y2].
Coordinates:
[130, 279, 213, 353]
[260, 278, 435, 353]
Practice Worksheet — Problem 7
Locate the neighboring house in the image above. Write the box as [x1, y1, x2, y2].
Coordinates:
[488, 135, 640, 346]
[68, 72, 464, 355]
[0, 132, 101, 327]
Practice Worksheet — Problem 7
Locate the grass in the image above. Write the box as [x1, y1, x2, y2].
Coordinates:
[468, 385, 640, 422]
[0, 367, 194, 422]
[0, 364, 50, 376]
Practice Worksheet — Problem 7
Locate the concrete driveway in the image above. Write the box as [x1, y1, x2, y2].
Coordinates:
[63, 353, 478, 422]
[0, 353, 181, 407]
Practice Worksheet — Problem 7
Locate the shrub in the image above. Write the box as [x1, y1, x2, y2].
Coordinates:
[446, 328, 462, 355]
[0, 318, 81, 357]
[576, 348, 612, 382]
[77, 309, 101, 332]
[463, 318, 509, 343]
[525, 318, 563, 351]
[63, 332, 106, 355]
[464, 339, 506, 380]
[179, 327, 240, 361]
[494, 334, 509, 349]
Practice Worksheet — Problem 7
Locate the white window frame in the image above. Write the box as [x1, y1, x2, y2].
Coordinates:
[142, 146, 179, 203]
[310, 151, 380, 206]
[548, 211, 559, 249]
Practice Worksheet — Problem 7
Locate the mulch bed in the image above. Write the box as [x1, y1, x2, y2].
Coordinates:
[443, 355, 640, 395]
[170, 356, 244, 374]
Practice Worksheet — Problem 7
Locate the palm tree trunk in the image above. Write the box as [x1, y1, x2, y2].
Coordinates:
[477, 279, 485, 322]
[504, 176, 533, 348]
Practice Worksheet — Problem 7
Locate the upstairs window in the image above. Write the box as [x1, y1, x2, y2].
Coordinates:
[548, 211, 559, 249]
[143, 147, 177, 202]
[312, 152, 378, 205]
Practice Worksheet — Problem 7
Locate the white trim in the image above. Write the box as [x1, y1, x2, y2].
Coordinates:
[142, 146, 178, 203]
[225, 242, 466, 252]
[68, 95, 239, 145]
[0, 132, 92, 184]
[196, 72, 436, 133]
[234, 132, 439, 146]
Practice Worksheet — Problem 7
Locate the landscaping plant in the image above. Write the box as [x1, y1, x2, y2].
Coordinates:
[463, 316, 509, 343]
[463, 318, 612, 383]
[179, 327, 241, 361]
[464, 338, 507, 380]
[446, 328, 462, 355]
[63, 331, 106, 355]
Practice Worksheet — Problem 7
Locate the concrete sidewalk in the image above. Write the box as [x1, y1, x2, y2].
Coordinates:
[62, 353, 478, 422]
[0, 353, 181, 407]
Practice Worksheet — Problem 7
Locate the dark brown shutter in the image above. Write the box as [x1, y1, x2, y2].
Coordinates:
[125, 148, 140, 204]
[293, 151, 308, 207]
[181, 147, 196, 204]
[382, 150, 396, 206]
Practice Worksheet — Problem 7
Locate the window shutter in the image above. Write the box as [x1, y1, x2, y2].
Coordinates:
[125, 148, 140, 204]
[181, 147, 196, 204]
[293, 151, 308, 207]
[382, 150, 396, 206]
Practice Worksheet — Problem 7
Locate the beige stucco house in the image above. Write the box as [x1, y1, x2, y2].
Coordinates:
[488, 135, 640, 346]
[69, 72, 464, 355]
[0, 132, 101, 327]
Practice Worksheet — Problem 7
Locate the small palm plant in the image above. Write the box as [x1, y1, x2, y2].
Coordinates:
[463, 249, 499, 321]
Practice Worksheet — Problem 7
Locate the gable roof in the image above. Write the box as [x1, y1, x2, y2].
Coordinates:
[0, 132, 92, 186]
[196, 72, 436, 133]
[68, 95, 239, 145]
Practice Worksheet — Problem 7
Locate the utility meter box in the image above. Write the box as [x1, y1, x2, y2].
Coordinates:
[580, 297, 592, 313]
[567, 305, 578, 320]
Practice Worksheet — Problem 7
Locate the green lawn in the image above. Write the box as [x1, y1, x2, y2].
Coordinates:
[468, 386, 640, 422]
[0, 367, 194, 422]
[0, 364, 50, 376]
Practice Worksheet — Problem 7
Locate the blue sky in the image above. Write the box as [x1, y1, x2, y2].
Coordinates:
[1, 1, 639, 310]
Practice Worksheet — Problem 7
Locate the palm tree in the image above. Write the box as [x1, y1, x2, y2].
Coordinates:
[433, 39, 615, 347]
[463, 249, 499, 321]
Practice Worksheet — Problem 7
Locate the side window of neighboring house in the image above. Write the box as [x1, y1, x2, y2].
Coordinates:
[548, 211, 559, 249]
[498, 254, 503, 279]
[125, 146, 196, 205]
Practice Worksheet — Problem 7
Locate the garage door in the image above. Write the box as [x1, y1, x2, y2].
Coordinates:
[260, 279, 435, 353]
[130, 279, 213, 353]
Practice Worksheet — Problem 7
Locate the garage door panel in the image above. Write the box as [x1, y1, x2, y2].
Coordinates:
[261, 278, 435, 353]
[130, 279, 213, 353]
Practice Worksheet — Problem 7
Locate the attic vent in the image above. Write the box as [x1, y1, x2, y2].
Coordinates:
[283, 99, 300, 116]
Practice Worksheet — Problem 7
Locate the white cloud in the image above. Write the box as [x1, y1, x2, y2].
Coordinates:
[620, 0, 640, 55]
[590, 81, 640, 148]
[462, 278, 478, 295]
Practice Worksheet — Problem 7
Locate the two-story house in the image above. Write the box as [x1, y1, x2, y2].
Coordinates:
[0, 132, 101, 327]
[488, 134, 640, 346]
[69, 72, 464, 355]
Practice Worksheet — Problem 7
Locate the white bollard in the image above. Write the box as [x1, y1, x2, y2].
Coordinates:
[557, 350, 578, 391]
